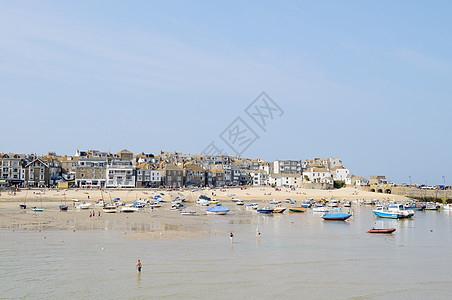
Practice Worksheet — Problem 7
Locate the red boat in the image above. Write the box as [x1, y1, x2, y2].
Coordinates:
[367, 228, 396, 234]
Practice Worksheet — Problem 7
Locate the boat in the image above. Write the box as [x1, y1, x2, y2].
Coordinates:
[269, 199, 281, 204]
[121, 206, 138, 213]
[197, 199, 211, 206]
[257, 207, 274, 214]
[59, 205, 68, 211]
[59, 194, 68, 211]
[133, 201, 146, 208]
[180, 209, 196, 215]
[246, 203, 259, 210]
[231, 198, 241, 202]
[373, 204, 414, 219]
[288, 207, 307, 213]
[206, 206, 230, 215]
[95, 200, 106, 208]
[443, 204, 452, 211]
[272, 207, 286, 213]
[405, 202, 426, 210]
[327, 199, 339, 207]
[20, 190, 28, 209]
[425, 204, 440, 210]
[367, 228, 396, 234]
[76, 202, 92, 210]
[149, 202, 162, 208]
[236, 200, 244, 205]
[322, 213, 352, 221]
[171, 203, 185, 210]
[313, 207, 329, 213]
[103, 205, 118, 213]
[301, 201, 312, 208]
[32, 207, 44, 212]
[342, 201, 351, 207]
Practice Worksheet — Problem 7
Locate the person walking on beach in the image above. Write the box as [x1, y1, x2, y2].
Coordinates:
[136, 260, 142, 272]
[256, 226, 261, 237]
[229, 232, 234, 243]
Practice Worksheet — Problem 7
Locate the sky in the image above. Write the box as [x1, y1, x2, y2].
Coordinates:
[1, 1, 451, 184]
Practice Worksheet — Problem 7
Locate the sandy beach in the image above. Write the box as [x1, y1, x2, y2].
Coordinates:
[0, 186, 408, 240]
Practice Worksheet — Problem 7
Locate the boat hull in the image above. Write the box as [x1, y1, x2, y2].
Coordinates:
[373, 211, 410, 219]
[367, 228, 396, 234]
[288, 207, 307, 213]
[322, 213, 352, 220]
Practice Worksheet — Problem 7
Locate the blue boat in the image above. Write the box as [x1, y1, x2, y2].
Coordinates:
[301, 202, 312, 208]
[322, 213, 352, 221]
[373, 204, 414, 219]
[59, 205, 68, 211]
[206, 206, 230, 215]
[257, 207, 274, 214]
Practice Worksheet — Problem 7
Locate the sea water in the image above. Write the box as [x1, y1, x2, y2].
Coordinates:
[1, 206, 452, 299]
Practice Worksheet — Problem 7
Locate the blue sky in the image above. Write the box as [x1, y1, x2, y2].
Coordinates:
[1, 1, 451, 184]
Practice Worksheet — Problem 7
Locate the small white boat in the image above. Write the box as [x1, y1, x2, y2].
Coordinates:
[103, 205, 117, 213]
[180, 209, 196, 215]
[32, 207, 44, 212]
[236, 200, 244, 205]
[313, 207, 329, 213]
[246, 203, 259, 210]
[121, 206, 138, 213]
[76, 202, 92, 210]
[197, 199, 211, 206]
[443, 204, 452, 211]
[231, 198, 241, 202]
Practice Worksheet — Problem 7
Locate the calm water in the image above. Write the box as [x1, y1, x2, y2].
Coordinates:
[2, 206, 452, 299]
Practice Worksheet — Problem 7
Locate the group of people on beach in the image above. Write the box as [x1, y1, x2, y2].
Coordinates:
[89, 211, 101, 218]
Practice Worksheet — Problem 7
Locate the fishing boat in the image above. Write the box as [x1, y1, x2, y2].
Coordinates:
[269, 199, 281, 204]
[231, 198, 241, 203]
[180, 209, 196, 215]
[272, 207, 286, 213]
[342, 201, 351, 207]
[373, 204, 414, 219]
[236, 200, 244, 205]
[367, 228, 396, 234]
[206, 206, 230, 215]
[322, 213, 352, 221]
[257, 207, 274, 214]
[288, 207, 307, 213]
[32, 207, 44, 212]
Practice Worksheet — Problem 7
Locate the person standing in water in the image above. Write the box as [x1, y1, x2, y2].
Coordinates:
[256, 226, 261, 237]
[136, 260, 142, 272]
[229, 232, 234, 243]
